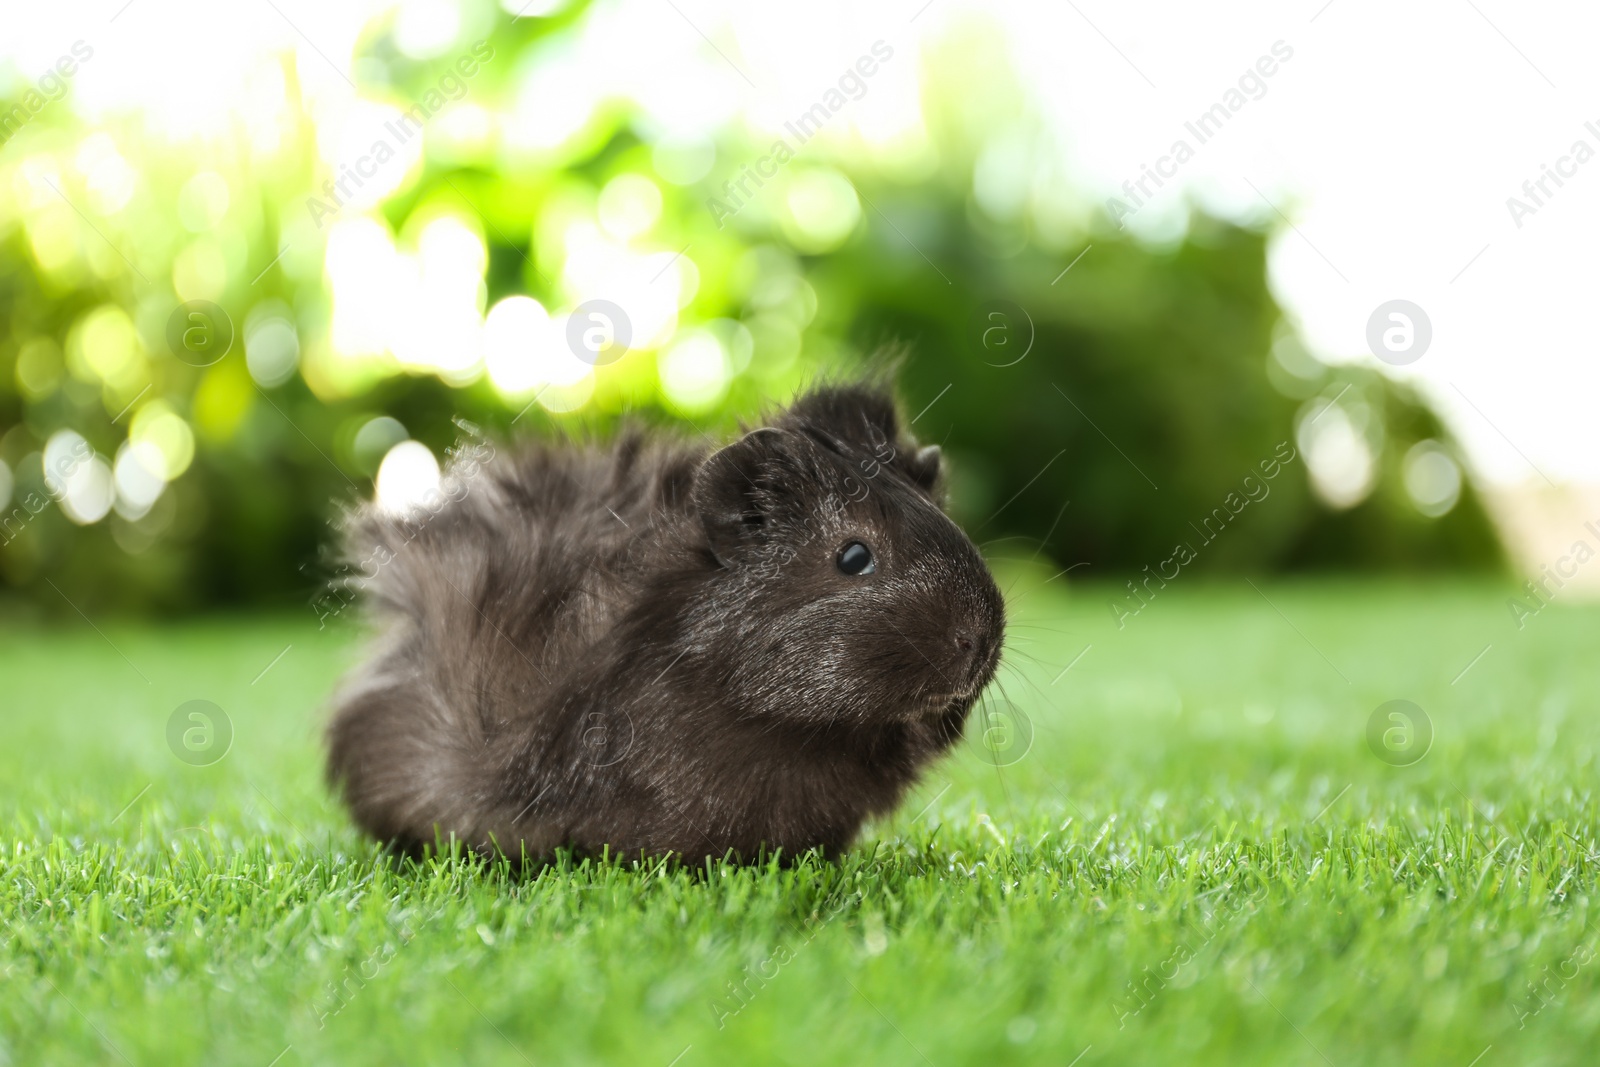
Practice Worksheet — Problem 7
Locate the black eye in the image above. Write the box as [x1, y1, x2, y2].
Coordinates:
[836, 541, 875, 576]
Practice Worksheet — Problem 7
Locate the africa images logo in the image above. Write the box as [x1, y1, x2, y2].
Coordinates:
[1110, 442, 1298, 628]
[0, 41, 93, 149]
[704, 40, 894, 228]
[1106, 40, 1294, 226]
[305, 40, 495, 227]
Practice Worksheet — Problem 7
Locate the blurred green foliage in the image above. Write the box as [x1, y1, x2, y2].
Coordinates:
[830, 211, 1504, 577]
[0, 3, 1501, 618]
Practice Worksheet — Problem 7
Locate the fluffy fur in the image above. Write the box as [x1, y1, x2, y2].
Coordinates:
[325, 383, 1005, 863]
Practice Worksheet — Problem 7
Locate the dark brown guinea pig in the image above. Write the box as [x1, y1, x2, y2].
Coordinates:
[325, 381, 1006, 864]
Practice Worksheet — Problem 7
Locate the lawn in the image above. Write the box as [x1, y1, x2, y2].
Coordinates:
[3, 568, 1598, 1066]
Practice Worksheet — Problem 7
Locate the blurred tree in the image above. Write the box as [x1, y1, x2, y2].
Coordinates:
[826, 208, 1503, 577]
[0, 1, 1502, 620]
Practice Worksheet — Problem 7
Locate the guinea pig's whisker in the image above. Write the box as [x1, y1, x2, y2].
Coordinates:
[976, 535, 1039, 552]
[996, 664, 1052, 709]
[1005, 623, 1079, 639]
[995, 648, 1046, 671]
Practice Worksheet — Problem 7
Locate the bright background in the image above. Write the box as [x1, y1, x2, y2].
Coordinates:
[4, 0, 1592, 613]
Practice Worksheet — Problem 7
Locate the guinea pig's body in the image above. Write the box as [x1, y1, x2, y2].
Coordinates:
[326, 384, 1005, 863]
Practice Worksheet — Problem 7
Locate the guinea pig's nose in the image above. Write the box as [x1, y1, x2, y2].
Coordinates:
[954, 632, 975, 653]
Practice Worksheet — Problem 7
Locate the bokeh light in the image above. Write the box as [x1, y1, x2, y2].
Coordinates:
[375, 440, 442, 515]
[1404, 441, 1463, 519]
[658, 330, 731, 414]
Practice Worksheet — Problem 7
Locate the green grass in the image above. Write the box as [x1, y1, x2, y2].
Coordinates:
[4, 569, 1599, 1066]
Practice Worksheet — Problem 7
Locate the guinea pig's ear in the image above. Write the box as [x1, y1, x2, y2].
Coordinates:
[905, 444, 942, 494]
[692, 427, 799, 567]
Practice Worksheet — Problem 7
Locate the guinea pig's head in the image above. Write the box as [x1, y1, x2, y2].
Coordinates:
[689, 385, 1005, 728]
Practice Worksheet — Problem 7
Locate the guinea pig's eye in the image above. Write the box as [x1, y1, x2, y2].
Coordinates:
[836, 541, 875, 576]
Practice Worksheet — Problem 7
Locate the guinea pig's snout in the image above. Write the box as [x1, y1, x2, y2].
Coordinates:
[948, 621, 999, 692]
[948, 586, 1005, 694]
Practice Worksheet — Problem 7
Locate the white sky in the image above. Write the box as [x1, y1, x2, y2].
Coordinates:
[5, 0, 1596, 487]
[979, 0, 1600, 487]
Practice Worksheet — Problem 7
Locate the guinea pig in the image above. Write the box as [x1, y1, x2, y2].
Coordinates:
[324, 382, 1006, 864]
